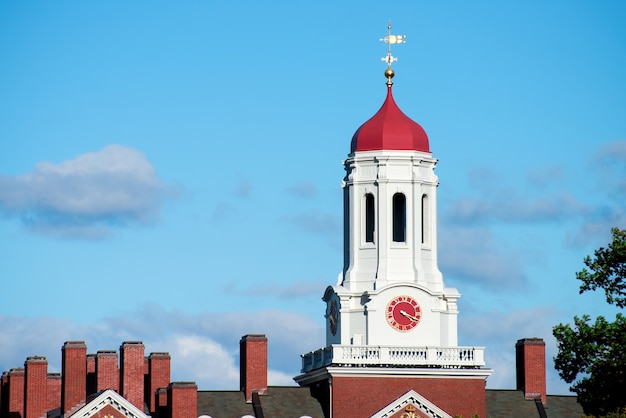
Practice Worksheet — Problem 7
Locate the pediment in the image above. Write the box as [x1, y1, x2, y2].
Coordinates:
[68, 389, 149, 418]
[370, 390, 452, 418]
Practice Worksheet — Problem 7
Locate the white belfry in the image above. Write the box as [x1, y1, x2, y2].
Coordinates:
[295, 25, 491, 418]
[321, 23, 462, 349]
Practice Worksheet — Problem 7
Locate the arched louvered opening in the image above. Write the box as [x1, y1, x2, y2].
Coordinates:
[365, 193, 375, 243]
[421, 194, 430, 244]
[392, 193, 406, 243]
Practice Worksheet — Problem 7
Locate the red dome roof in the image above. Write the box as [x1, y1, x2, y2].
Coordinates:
[350, 84, 430, 153]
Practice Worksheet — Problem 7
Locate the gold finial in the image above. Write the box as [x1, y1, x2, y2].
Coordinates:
[380, 21, 406, 85]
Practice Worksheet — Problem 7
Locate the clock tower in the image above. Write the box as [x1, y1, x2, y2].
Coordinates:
[295, 24, 491, 418]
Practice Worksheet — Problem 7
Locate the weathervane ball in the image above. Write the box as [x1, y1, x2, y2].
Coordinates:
[385, 68, 395, 80]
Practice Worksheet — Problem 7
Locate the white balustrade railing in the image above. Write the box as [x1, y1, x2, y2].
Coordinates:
[300, 345, 485, 373]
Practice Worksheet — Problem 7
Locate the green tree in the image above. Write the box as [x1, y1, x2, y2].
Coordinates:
[578, 227, 626, 309]
[553, 227, 626, 416]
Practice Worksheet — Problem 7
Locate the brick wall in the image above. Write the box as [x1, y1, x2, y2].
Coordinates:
[8, 368, 25, 418]
[96, 351, 119, 393]
[120, 342, 145, 411]
[99, 403, 126, 418]
[61, 341, 87, 415]
[516, 338, 546, 403]
[148, 353, 170, 414]
[24, 357, 47, 418]
[239, 334, 268, 402]
[46, 373, 61, 413]
[332, 375, 487, 418]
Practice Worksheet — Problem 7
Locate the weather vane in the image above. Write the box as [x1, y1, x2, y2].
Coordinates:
[379, 22, 406, 85]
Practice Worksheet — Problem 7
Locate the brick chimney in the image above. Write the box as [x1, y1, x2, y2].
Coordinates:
[46, 373, 61, 413]
[86, 354, 96, 396]
[24, 356, 47, 418]
[167, 382, 197, 418]
[96, 350, 119, 393]
[8, 368, 25, 418]
[120, 341, 145, 411]
[148, 353, 171, 414]
[155, 387, 168, 418]
[1, 371, 9, 418]
[516, 338, 547, 404]
[61, 341, 87, 415]
[239, 334, 268, 402]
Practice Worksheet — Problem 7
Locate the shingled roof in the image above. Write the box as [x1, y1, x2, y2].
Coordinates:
[486, 389, 583, 418]
[199, 387, 583, 418]
[196, 335, 584, 418]
[197, 386, 324, 418]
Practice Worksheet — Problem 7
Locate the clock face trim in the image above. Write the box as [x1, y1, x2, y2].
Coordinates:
[386, 295, 422, 332]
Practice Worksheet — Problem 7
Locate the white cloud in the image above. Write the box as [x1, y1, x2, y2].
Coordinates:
[0, 304, 575, 396]
[279, 211, 340, 234]
[565, 213, 626, 248]
[0, 145, 178, 239]
[561, 141, 626, 247]
[526, 165, 566, 187]
[268, 370, 298, 386]
[445, 142, 626, 247]
[0, 305, 323, 391]
[287, 181, 318, 199]
[211, 201, 239, 222]
[0, 315, 113, 374]
[170, 335, 240, 388]
[166, 335, 299, 388]
[224, 279, 328, 299]
[446, 193, 588, 224]
[459, 306, 574, 395]
[595, 139, 626, 163]
[234, 181, 253, 198]
[439, 226, 529, 289]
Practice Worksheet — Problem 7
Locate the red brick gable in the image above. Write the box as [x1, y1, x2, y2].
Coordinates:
[332, 376, 486, 418]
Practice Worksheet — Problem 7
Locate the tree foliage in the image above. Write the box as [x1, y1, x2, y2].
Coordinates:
[553, 227, 626, 416]
[583, 407, 626, 418]
[577, 227, 626, 308]
[553, 314, 626, 415]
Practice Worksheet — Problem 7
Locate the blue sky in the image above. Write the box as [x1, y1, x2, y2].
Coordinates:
[1, 1, 625, 395]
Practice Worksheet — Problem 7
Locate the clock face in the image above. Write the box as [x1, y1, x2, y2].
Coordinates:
[329, 300, 339, 336]
[386, 295, 421, 332]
